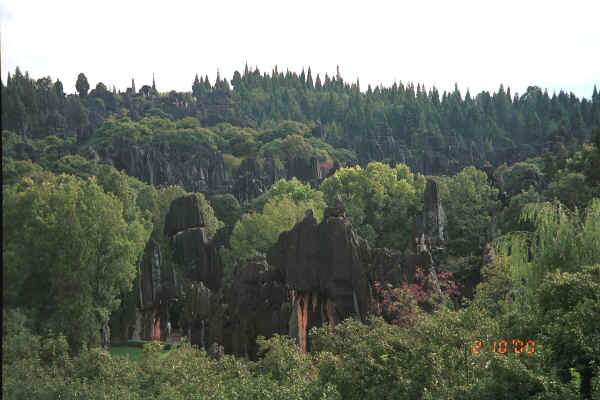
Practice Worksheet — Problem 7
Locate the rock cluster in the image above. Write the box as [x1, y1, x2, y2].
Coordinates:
[267, 198, 370, 352]
[215, 255, 290, 358]
[152, 180, 451, 358]
[96, 137, 230, 195]
[417, 179, 448, 250]
[354, 133, 534, 176]
[137, 238, 178, 341]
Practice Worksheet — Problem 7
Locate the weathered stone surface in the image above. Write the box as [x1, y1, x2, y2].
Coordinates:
[162, 197, 234, 348]
[206, 254, 290, 359]
[184, 281, 212, 347]
[171, 225, 230, 294]
[417, 179, 447, 248]
[164, 195, 205, 237]
[94, 136, 231, 195]
[231, 158, 268, 205]
[267, 204, 371, 322]
[139, 239, 178, 309]
[173, 228, 208, 264]
[351, 132, 537, 177]
[138, 239, 178, 341]
[211, 225, 234, 250]
[263, 157, 285, 186]
[286, 156, 322, 185]
[324, 195, 346, 219]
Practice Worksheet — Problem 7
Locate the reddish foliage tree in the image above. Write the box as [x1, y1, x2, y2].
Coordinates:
[374, 267, 460, 326]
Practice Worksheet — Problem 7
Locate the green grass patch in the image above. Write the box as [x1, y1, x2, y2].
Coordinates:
[110, 340, 173, 362]
[110, 345, 145, 362]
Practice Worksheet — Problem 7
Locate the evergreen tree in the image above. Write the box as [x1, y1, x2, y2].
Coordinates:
[192, 73, 202, 100]
[75, 73, 89, 97]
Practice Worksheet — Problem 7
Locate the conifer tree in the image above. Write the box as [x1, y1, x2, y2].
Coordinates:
[306, 67, 313, 89]
[75, 73, 89, 97]
[192, 74, 202, 100]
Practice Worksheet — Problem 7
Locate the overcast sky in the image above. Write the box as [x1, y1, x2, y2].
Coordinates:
[1, 0, 599, 99]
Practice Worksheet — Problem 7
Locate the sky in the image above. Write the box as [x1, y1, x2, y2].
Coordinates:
[1, 0, 599, 99]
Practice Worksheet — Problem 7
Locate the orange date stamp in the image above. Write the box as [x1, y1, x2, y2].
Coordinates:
[472, 339, 535, 355]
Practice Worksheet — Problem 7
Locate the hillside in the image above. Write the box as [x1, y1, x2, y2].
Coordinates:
[2, 67, 600, 399]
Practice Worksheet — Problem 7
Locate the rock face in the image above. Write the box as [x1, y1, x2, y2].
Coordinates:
[164, 196, 229, 293]
[210, 255, 290, 359]
[231, 157, 286, 205]
[181, 281, 212, 347]
[267, 202, 371, 352]
[417, 179, 447, 249]
[353, 134, 536, 176]
[163, 196, 235, 349]
[137, 239, 178, 341]
[361, 245, 421, 287]
[163, 195, 205, 237]
[286, 157, 323, 188]
[231, 158, 269, 205]
[95, 136, 231, 195]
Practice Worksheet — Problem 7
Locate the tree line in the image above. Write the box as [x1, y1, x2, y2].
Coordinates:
[3, 66, 599, 168]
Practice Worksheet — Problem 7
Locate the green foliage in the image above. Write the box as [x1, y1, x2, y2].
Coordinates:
[2, 308, 42, 365]
[543, 141, 600, 209]
[4, 67, 598, 168]
[258, 119, 311, 143]
[500, 161, 543, 197]
[224, 179, 326, 277]
[545, 171, 594, 210]
[537, 265, 600, 398]
[259, 134, 313, 161]
[500, 186, 541, 233]
[309, 311, 575, 400]
[256, 120, 353, 163]
[1, 303, 584, 399]
[93, 115, 220, 150]
[495, 200, 600, 293]
[192, 192, 223, 239]
[212, 122, 258, 157]
[2, 157, 51, 186]
[320, 162, 424, 248]
[222, 152, 243, 173]
[3, 174, 151, 350]
[256, 176, 325, 208]
[310, 317, 432, 399]
[436, 166, 500, 255]
[210, 193, 242, 226]
[1, 130, 22, 158]
[76, 72, 90, 97]
[3, 66, 600, 400]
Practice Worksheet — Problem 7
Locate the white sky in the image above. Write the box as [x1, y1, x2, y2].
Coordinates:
[1, 0, 599, 99]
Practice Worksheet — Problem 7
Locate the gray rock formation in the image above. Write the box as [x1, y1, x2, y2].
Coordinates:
[138, 239, 178, 341]
[417, 179, 448, 249]
[163, 195, 205, 237]
[231, 158, 269, 205]
[267, 199, 371, 352]
[162, 196, 237, 350]
[93, 136, 231, 195]
[351, 133, 532, 177]
[164, 196, 231, 293]
[210, 254, 290, 359]
[286, 156, 323, 188]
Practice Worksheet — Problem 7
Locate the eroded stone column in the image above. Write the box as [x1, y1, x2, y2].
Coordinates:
[326, 299, 335, 335]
